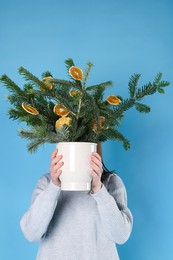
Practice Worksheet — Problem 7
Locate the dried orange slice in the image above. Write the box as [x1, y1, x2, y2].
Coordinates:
[53, 104, 70, 117]
[41, 76, 53, 90]
[22, 103, 39, 115]
[100, 116, 106, 125]
[69, 66, 83, 81]
[106, 95, 121, 105]
[55, 117, 71, 129]
[93, 116, 107, 132]
[69, 90, 80, 97]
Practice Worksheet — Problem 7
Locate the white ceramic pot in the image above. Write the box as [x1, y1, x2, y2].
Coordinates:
[56, 142, 97, 191]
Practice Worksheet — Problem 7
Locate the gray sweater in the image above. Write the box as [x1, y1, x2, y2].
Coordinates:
[20, 173, 133, 260]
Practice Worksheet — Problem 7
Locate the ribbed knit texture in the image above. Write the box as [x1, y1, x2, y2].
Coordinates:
[20, 173, 133, 260]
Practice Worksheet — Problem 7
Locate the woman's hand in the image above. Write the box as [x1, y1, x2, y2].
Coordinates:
[90, 152, 103, 193]
[50, 149, 64, 187]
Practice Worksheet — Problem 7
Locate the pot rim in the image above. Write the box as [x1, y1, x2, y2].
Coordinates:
[56, 142, 97, 145]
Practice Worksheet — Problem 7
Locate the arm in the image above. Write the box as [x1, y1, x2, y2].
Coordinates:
[20, 175, 61, 242]
[91, 174, 133, 244]
[20, 149, 63, 242]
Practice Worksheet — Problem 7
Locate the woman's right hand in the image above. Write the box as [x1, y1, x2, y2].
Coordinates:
[50, 149, 64, 187]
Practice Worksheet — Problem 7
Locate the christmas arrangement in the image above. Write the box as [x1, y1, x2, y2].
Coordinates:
[0, 58, 170, 153]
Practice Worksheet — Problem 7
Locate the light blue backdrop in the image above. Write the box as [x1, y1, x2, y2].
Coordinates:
[0, 0, 173, 259]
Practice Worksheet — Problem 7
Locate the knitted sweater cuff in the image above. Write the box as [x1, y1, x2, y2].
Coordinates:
[90, 184, 112, 205]
[47, 180, 61, 196]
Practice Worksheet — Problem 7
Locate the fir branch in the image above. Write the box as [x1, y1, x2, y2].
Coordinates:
[135, 83, 156, 100]
[157, 88, 165, 94]
[64, 58, 83, 90]
[54, 126, 70, 142]
[101, 109, 124, 127]
[135, 102, 151, 113]
[113, 98, 135, 118]
[85, 130, 99, 143]
[27, 139, 46, 153]
[79, 91, 100, 122]
[8, 108, 26, 120]
[7, 94, 28, 105]
[0, 74, 24, 95]
[82, 62, 93, 88]
[8, 108, 44, 126]
[42, 71, 53, 78]
[99, 128, 131, 150]
[86, 81, 112, 91]
[154, 72, 162, 84]
[19, 128, 47, 153]
[50, 78, 77, 88]
[2, 59, 171, 152]
[93, 87, 105, 103]
[45, 88, 77, 115]
[128, 73, 141, 98]
[135, 74, 170, 100]
[65, 58, 75, 71]
[158, 80, 170, 88]
[72, 125, 87, 141]
[153, 73, 170, 94]
[23, 83, 35, 93]
[19, 126, 70, 152]
[19, 128, 40, 140]
[18, 67, 46, 90]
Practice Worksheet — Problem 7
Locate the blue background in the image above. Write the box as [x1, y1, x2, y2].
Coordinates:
[0, 0, 173, 259]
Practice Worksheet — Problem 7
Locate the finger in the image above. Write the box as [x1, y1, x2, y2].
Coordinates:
[91, 161, 102, 177]
[92, 152, 102, 161]
[53, 168, 62, 178]
[91, 154, 103, 172]
[90, 169, 97, 179]
[90, 169, 100, 183]
[51, 154, 63, 165]
[51, 169, 62, 187]
[91, 153, 102, 166]
[51, 149, 58, 160]
[53, 161, 64, 173]
[51, 162, 64, 178]
[50, 161, 63, 175]
[50, 155, 63, 168]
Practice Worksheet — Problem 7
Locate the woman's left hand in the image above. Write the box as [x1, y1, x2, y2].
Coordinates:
[90, 152, 103, 193]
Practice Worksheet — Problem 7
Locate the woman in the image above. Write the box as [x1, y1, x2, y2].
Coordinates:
[20, 144, 133, 260]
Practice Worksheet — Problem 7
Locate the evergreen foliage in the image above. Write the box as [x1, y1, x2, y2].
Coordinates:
[0, 59, 170, 153]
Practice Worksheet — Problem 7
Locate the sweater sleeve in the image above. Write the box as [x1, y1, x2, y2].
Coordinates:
[91, 174, 133, 244]
[20, 174, 61, 242]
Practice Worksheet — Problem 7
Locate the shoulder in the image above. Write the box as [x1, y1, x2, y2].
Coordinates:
[31, 173, 51, 203]
[104, 173, 128, 207]
[103, 172, 126, 191]
[36, 173, 51, 187]
[109, 173, 126, 190]
[40, 173, 51, 182]
[32, 173, 51, 194]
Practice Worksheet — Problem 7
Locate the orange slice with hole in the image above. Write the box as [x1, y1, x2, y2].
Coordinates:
[22, 103, 39, 115]
[106, 95, 121, 105]
[69, 66, 83, 81]
[55, 117, 71, 129]
[93, 116, 107, 132]
[41, 76, 53, 90]
[69, 89, 81, 97]
[53, 104, 70, 117]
